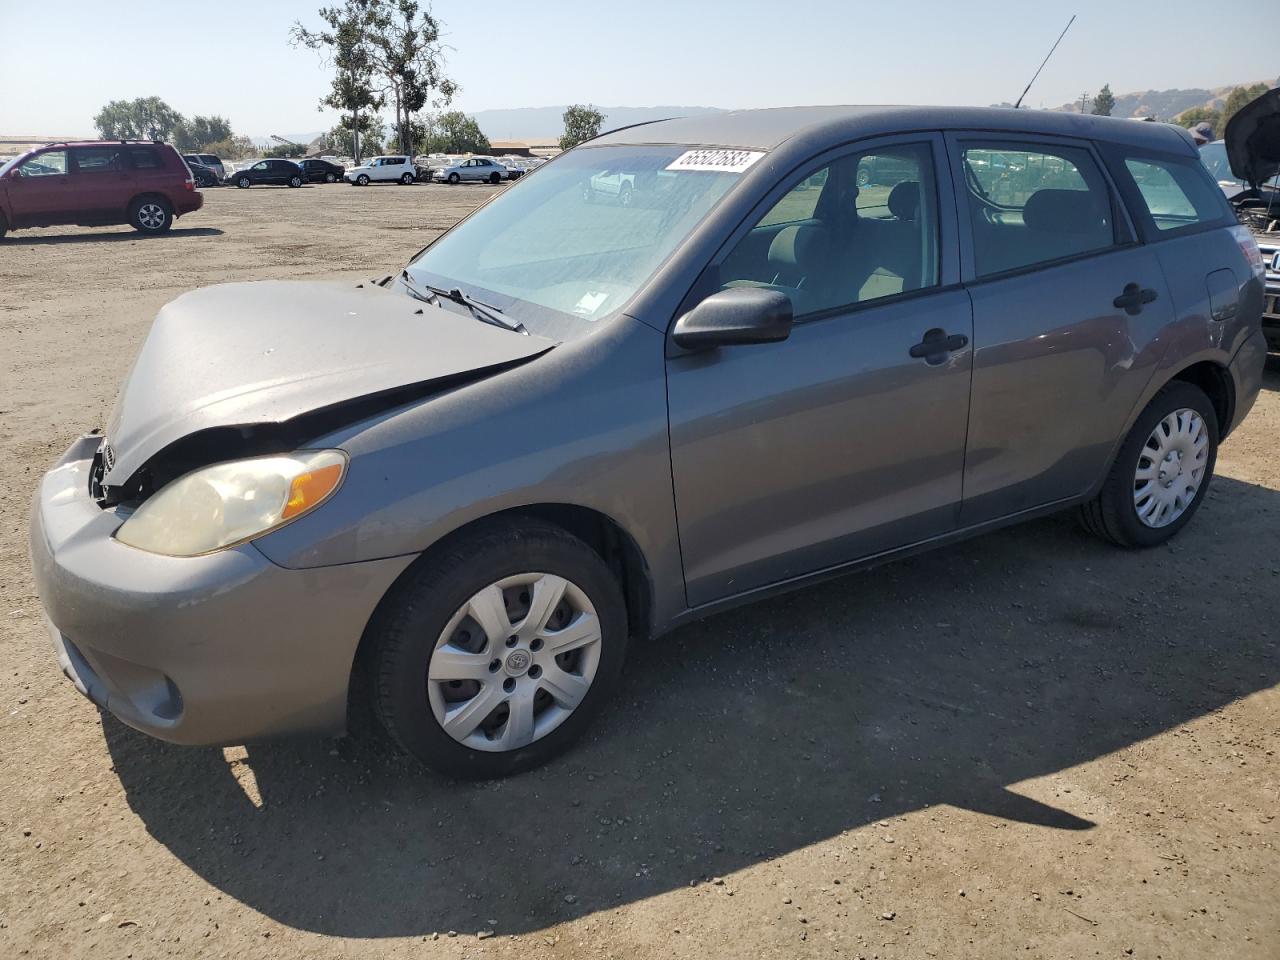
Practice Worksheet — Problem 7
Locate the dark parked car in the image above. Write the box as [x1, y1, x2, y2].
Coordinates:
[297, 157, 345, 184]
[182, 153, 225, 180]
[30, 107, 1266, 779]
[0, 140, 203, 238]
[231, 158, 304, 188]
[185, 160, 221, 188]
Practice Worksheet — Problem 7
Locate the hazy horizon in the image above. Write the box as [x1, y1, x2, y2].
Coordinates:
[2, 0, 1275, 138]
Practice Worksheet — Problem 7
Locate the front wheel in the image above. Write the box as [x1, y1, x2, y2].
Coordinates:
[237, 176, 251, 189]
[489, 172, 501, 184]
[1079, 381, 1218, 548]
[357, 174, 370, 186]
[447, 172, 460, 185]
[371, 520, 629, 778]
[0, 212, 9, 239]
[129, 198, 172, 234]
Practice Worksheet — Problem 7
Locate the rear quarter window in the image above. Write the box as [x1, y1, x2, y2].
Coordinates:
[1103, 147, 1234, 238]
[127, 147, 163, 170]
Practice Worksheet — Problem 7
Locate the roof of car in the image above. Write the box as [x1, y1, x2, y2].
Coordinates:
[590, 105, 1196, 154]
[42, 140, 171, 149]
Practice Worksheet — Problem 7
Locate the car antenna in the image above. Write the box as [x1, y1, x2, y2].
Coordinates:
[1013, 15, 1076, 110]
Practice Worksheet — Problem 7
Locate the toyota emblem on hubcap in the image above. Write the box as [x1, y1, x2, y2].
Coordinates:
[505, 650, 531, 675]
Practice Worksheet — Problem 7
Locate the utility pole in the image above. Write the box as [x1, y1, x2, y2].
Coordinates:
[1079, 91, 1091, 114]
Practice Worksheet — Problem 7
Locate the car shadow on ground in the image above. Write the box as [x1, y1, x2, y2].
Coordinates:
[103, 476, 1280, 939]
[3, 227, 223, 246]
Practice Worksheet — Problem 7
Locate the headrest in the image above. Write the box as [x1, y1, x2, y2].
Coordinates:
[887, 181, 921, 221]
[1023, 189, 1106, 234]
[768, 224, 827, 269]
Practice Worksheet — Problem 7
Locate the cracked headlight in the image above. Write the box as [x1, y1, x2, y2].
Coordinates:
[115, 450, 347, 557]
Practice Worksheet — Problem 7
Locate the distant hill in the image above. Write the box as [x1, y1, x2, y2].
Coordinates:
[1041, 78, 1278, 120]
[471, 105, 724, 142]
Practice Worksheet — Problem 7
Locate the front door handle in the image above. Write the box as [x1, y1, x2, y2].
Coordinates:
[1113, 282, 1158, 316]
[909, 328, 969, 362]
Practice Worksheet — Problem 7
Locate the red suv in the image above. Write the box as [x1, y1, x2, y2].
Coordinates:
[0, 140, 203, 239]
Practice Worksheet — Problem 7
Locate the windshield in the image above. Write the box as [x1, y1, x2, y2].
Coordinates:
[0, 152, 30, 177]
[405, 144, 746, 340]
[1198, 142, 1234, 182]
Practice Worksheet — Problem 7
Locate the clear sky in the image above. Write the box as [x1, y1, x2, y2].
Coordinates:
[1, 0, 1274, 137]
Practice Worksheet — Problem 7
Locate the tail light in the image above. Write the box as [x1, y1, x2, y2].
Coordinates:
[184, 177, 195, 192]
[1230, 225, 1265, 279]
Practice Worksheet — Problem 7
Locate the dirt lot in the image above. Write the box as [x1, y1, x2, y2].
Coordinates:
[1, 183, 1277, 960]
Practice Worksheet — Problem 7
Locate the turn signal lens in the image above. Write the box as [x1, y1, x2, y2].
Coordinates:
[282, 462, 344, 519]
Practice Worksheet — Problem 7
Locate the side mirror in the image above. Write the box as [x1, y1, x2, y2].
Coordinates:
[671, 287, 794, 350]
[6, 168, 22, 180]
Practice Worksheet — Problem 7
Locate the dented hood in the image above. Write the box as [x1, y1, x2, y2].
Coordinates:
[1225, 86, 1280, 189]
[103, 280, 553, 484]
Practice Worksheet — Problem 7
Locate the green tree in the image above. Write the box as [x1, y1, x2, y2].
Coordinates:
[292, 2, 385, 163]
[201, 135, 256, 159]
[560, 104, 605, 151]
[1219, 83, 1268, 135]
[422, 111, 489, 154]
[366, 0, 458, 156]
[173, 115, 234, 152]
[1091, 83, 1115, 117]
[1174, 105, 1222, 138]
[265, 143, 308, 158]
[326, 118, 387, 156]
[93, 97, 184, 141]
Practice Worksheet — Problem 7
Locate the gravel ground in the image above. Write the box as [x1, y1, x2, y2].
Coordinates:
[1, 183, 1277, 960]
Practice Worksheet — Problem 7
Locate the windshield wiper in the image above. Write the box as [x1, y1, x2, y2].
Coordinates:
[401, 271, 527, 335]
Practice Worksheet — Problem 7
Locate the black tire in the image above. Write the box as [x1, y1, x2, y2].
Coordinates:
[371, 519, 629, 779]
[489, 172, 501, 184]
[400, 172, 414, 185]
[357, 174, 370, 186]
[237, 176, 251, 189]
[325, 172, 337, 183]
[289, 175, 303, 188]
[0, 212, 7, 240]
[129, 197, 173, 234]
[1079, 381, 1218, 548]
[447, 172, 460, 185]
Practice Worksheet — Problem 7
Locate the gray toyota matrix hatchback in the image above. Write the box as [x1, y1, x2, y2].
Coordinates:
[31, 107, 1268, 778]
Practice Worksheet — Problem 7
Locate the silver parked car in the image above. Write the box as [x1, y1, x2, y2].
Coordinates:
[31, 106, 1267, 779]
[437, 156, 507, 184]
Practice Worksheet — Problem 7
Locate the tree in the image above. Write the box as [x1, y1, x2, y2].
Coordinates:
[560, 104, 605, 151]
[93, 97, 183, 141]
[202, 135, 256, 159]
[1220, 83, 1268, 135]
[292, 2, 385, 163]
[366, 0, 458, 156]
[1175, 106, 1221, 139]
[422, 111, 489, 154]
[173, 115, 234, 152]
[1092, 83, 1115, 117]
[265, 143, 308, 158]
[327, 117, 386, 156]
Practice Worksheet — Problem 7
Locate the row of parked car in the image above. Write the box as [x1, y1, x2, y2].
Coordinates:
[190, 152, 548, 189]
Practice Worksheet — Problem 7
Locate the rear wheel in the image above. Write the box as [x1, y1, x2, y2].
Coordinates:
[289, 175, 303, 188]
[371, 520, 629, 778]
[325, 172, 337, 183]
[400, 172, 414, 185]
[129, 197, 172, 234]
[1080, 381, 1218, 548]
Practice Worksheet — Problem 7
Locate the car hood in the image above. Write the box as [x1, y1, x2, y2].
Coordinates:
[102, 280, 554, 485]
[1225, 86, 1280, 189]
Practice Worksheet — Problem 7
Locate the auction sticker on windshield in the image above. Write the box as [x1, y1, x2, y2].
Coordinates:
[666, 149, 765, 173]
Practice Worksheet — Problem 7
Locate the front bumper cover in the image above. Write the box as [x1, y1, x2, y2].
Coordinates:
[30, 436, 414, 746]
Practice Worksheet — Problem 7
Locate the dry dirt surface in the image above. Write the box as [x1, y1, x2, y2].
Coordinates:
[1, 183, 1278, 960]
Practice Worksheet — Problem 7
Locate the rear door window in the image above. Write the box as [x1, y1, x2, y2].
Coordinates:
[127, 147, 163, 170]
[1119, 155, 1234, 234]
[73, 146, 124, 174]
[957, 141, 1117, 278]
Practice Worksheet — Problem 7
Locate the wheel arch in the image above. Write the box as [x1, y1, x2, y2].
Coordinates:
[128, 191, 174, 212]
[346, 501, 654, 729]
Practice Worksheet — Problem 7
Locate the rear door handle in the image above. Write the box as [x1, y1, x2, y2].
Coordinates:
[910, 328, 969, 362]
[1113, 282, 1158, 315]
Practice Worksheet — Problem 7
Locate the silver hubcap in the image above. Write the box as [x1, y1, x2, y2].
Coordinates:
[1134, 408, 1208, 528]
[427, 573, 602, 752]
[138, 203, 165, 229]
